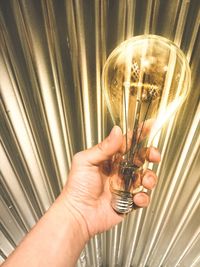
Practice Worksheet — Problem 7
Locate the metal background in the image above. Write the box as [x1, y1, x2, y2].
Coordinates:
[0, 0, 199, 266]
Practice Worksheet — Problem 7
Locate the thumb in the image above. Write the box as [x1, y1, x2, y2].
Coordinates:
[75, 126, 123, 166]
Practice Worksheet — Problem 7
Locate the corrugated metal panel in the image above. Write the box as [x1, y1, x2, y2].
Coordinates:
[0, 0, 199, 266]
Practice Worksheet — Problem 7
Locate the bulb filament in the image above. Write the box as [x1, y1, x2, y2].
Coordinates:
[119, 83, 153, 194]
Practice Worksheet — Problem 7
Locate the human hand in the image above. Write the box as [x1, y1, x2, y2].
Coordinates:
[59, 126, 160, 241]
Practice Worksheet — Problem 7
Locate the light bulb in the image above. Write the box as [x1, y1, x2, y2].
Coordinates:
[102, 35, 191, 214]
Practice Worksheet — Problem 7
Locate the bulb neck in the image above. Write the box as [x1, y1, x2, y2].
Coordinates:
[111, 190, 133, 214]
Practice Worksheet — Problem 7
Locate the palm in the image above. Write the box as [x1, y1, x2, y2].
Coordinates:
[66, 162, 123, 236]
[64, 126, 160, 237]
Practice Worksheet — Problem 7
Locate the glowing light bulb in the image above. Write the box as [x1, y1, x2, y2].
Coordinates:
[102, 35, 191, 214]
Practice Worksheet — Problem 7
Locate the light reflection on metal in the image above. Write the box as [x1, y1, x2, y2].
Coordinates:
[0, 1, 199, 266]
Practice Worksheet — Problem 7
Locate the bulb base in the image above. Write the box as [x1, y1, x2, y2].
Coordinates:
[111, 191, 133, 214]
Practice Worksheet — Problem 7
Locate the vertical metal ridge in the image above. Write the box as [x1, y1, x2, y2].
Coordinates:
[73, 0, 93, 148]
[144, 0, 153, 34]
[174, 0, 190, 46]
[174, 229, 200, 267]
[187, 8, 200, 62]
[0, 223, 17, 249]
[41, 0, 73, 185]
[0, 200, 25, 247]
[0, 177, 28, 233]
[94, 1, 108, 266]
[0, 230, 14, 259]
[15, 0, 64, 192]
[117, 1, 127, 42]
[190, 253, 200, 267]
[0, 1, 63, 202]
[0, 249, 7, 262]
[65, 0, 86, 151]
[158, 185, 200, 266]
[0, 140, 37, 229]
[150, 0, 160, 34]
[0, 1, 199, 266]
[95, 0, 106, 143]
[126, 0, 136, 38]
[0, 100, 44, 219]
[123, 210, 146, 267]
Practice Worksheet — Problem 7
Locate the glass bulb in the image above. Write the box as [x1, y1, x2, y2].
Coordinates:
[102, 35, 191, 214]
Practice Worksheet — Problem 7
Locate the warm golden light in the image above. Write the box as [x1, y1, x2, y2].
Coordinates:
[102, 35, 191, 213]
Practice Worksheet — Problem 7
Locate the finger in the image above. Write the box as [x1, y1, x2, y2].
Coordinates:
[142, 169, 158, 190]
[133, 192, 149, 207]
[74, 126, 123, 166]
[145, 147, 161, 163]
[133, 146, 161, 167]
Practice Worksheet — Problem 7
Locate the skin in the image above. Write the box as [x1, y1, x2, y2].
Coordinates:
[2, 126, 160, 267]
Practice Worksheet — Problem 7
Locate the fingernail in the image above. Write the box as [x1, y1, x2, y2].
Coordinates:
[143, 176, 156, 188]
[108, 126, 121, 140]
[149, 147, 157, 157]
[149, 147, 161, 161]
[134, 194, 148, 206]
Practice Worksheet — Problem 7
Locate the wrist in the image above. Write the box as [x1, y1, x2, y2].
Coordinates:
[55, 192, 90, 244]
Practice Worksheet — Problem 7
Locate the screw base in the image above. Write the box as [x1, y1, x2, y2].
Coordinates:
[111, 191, 133, 214]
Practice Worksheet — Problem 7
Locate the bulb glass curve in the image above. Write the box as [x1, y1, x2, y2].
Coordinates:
[102, 35, 191, 214]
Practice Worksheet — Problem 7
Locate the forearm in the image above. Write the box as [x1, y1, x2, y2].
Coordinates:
[2, 194, 89, 267]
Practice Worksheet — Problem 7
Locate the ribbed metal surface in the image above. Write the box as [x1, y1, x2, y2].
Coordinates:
[0, 0, 199, 266]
